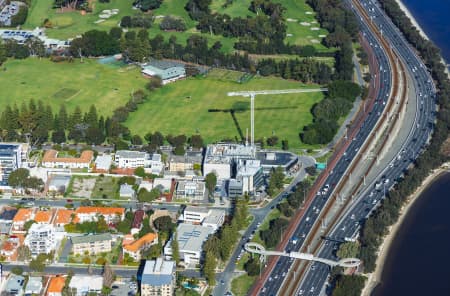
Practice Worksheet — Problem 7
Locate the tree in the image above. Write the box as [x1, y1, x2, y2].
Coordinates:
[29, 255, 46, 272]
[171, 233, 180, 265]
[0, 41, 6, 66]
[203, 235, 220, 258]
[244, 257, 261, 276]
[189, 134, 204, 148]
[337, 242, 360, 259]
[131, 135, 143, 145]
[205, 172, 217, 197]
[332, 275, 366, 296]
[11, 267, 23, 275]
[11, 5, 28, 26]
[17, 245, 31, 261]
[24, 220, 36, 232]
[134, 167, 146, 178]
[203, 251, 216, 286]
[281, 139, 289, 150]
[267, 167, 284, 196]
[154, 216, 174, 233]
[137, 188, 160, 202]
[52, 129, 66, 144]
[8, 168, 30, 188]
[138, 217, 154, 238]
[103, 263, 115, 288]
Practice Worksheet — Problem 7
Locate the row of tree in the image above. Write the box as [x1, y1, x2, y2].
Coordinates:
[347, 1, 450, 295]
[256, 58, 333, 84]
[301, 80, 361, 144]
[202, 199, 249, 285]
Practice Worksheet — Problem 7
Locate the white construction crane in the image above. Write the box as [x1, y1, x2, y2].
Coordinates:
[227, 88, 328, 148]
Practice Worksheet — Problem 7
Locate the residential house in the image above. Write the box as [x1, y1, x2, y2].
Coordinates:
[12, 208, 34, 233]
[147, 153, 164, 175]
[75, 207, 125, 223]
[114, 150, 148, 168]
[140, 258, 176, 296]
[54, 209, 75, 227]
[0, 207, 17, 234]
[5, 274, 25, 296]
[25, 277, 43, 296]
[168, 151, 203, 173]
[94, 154, 112, 172]
[0, 235, 22, 261]
[123, 233, 158, 261]
[164, 224, 214, 265]
[119, 183, 135, 199]
[175, 179, 206, 201]
[47, 276, 65, 296]
[141, 60, 186, 85]
[131, 210, 145, 235]
[41, 149, 93, 169]
[68, 275, 103, 296]
[24, 223, 56, 256]
[71, 234, 112, 256]
[34, 210, 53, 224]
[48, 175, 71, 194]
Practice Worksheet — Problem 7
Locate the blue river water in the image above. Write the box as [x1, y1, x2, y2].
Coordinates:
[371, 173, 450, 296]
[371, 3, 450, 294]
[402, 0, 450, 64]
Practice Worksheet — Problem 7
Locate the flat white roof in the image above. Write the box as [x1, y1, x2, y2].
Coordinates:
[69, 275, 103, 291]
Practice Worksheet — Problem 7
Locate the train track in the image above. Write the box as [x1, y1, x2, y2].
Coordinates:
[249, 0, 410, 294]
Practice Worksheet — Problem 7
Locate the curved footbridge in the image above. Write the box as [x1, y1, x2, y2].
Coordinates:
[244, 242, 361, 268]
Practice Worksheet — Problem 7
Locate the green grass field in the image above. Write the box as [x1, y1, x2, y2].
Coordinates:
[24, 0, 136, 39]
[0, 58, 148, 115]
[231, 274, 256, 296]
[21, 0, 330, 53]
[125, 73, 324, 150]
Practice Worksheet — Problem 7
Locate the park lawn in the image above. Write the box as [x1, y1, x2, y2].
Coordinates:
[0, 58, 148, 115]
[148, 0, 237, 53]
[210, 0, 255, 18]
[125, 74, 324, 150]
[253, 208, 281, 247]
[273, 0, 332, 52]
[231, 274, 256, 296]
[24, 0, 136, 39]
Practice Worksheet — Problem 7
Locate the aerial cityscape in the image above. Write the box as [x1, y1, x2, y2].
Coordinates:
[0, 0, 449, 295]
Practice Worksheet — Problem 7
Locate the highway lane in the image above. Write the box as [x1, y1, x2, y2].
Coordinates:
[256, 5, 395, 295]
[295, 0, 436, 294]
[256, 0, 438, 293]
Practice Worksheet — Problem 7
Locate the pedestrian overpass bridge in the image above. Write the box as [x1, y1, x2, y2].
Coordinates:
[244, 242, 361, 268]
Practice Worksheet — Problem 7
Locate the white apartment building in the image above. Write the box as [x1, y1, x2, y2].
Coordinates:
[71, 234, 112, 256]
[0, 142, 27, 187]
[115, 150, 148, 168]
[24, 223, 56, 256]
[140, 258, 176, 296]
[180, 206, 210, 224]
[164, 224, 214, 266]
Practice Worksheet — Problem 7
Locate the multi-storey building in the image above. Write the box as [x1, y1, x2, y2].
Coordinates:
[24, 223, 56, 256]
[71, 234, 112, 256]
[140, 258, 176, 296]
[0, 142, 27, 186]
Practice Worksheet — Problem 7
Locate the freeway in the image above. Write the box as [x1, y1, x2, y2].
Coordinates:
[252, 7, 395, 296]
[294, 0, 436, 295]
[250, 0, 436, 294]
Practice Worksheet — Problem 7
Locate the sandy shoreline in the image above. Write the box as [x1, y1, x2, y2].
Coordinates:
[360, 167, 448, 296]
[394, 0, 450, 76]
